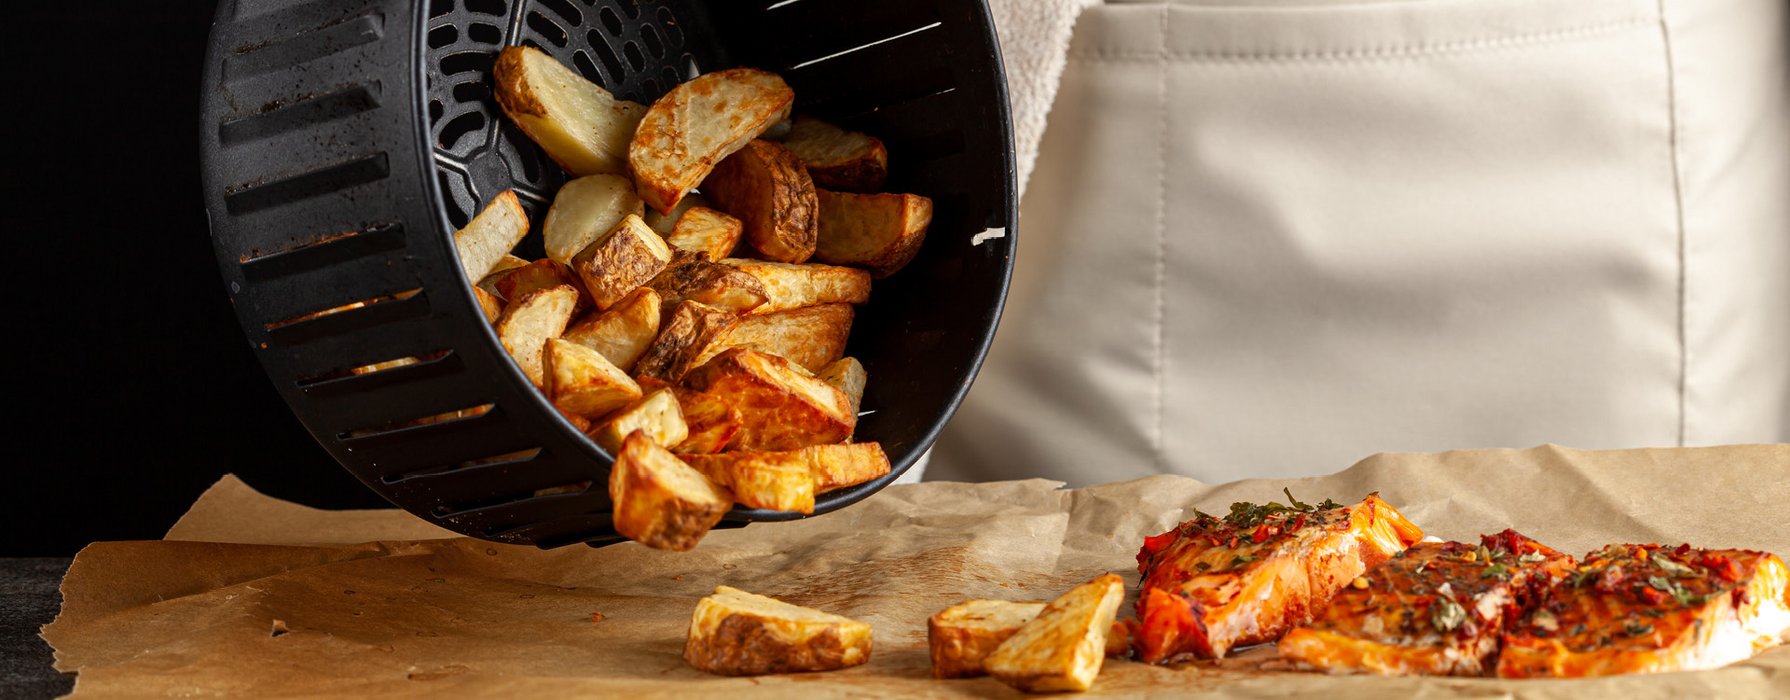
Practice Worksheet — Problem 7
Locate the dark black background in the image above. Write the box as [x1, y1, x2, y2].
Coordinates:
[5, 2, 387, 557]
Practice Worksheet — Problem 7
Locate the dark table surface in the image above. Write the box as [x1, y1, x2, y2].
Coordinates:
[2, 558, 75, 699]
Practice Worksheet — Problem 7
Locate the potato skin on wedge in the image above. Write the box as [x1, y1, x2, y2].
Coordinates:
[782, 116, 889, 193]
[631, 68, 794, 214]
[684, 586, 874, 676]
[704, 140, 819, 263]
[814, 190, 931, 279]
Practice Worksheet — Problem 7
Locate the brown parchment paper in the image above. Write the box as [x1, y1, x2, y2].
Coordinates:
[43, 444, 1790, 698]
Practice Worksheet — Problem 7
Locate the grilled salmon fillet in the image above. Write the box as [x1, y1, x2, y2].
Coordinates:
[1134, 491, 1423, 663]
[1497, 544, 1790, 678]
[1278, 529, 1575, 675]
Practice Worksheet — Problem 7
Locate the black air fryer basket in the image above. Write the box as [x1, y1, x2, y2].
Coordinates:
[199, 0, 1016, 548]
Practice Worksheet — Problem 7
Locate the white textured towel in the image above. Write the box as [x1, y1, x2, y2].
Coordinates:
[987, 0, 1102, 195]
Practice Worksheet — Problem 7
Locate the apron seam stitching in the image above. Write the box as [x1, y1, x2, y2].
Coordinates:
[1653, 0, 1688, 447]
[1151, 3, 1170, 472]
[1064, 17, 1647, 63]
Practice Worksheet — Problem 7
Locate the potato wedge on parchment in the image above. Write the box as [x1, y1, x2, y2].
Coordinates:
[634, 300, 739, 385]
[691, 303, 852, 374]
[721, 259, 870, 314]
[562, 287, 662, 372]
[569, 214, 673, 310]
[685, 586, 873, 676]
[930, 600, 1047, 679]
[985, 574, 1126, 693]
[704, 139, 818, 263]
[666, 206, 745, 261]
[452, 190, 529, 281]
[815, 190, 931, 278]
[631, 68, 794, 213]
[544, 338, 641, 420]
[494, 284, 579, 389]
[590, 388, 688, 455]
[783, 116, 889, 193]
[685, 348, 855, 451]
[542, 174, 644, 265]
[493, 45, 646, 177]
[647, 250, 767, 314]
[608, 430, 729, 551]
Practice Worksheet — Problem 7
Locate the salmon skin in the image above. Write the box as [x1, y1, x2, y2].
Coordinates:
[1497, 543, 1790, 678]
[1133, 491, 1423, 663]
[1278, 530, 1575, 676]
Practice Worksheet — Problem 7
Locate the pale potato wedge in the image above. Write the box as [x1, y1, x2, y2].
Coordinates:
[682, 450, 815, 513]
[544, 337, 642, 419]
[633, 300, 739, 384]
[783, 116, 889, 193]
[671, 389, 741, 455]
[643, 192, 712, 235]
[647, 250, 768, 314]
[930, 600, 1047, 679]
[691, 303, 852, 374]
[542, 174, 644, 265]
[476, 254, 530, 298]
[666, 206, 745, 261]
[494, 258, 586, 309]
[472, 286, 503, 323]
[589, 388, 688, 454]
[985, 574, 1125, 693]
[721, 259, 871, 314]
[630, 68, 794, 213]
[562, 287, 662, 372]
[685, 586, 873, 676]
[609, 430, 729, 551]
[685, 348, 855, 451]
[492, 45, 646, 176]
[495, 284, 580, 388]
[452, 190, 529, 281]
[703, 139, 818, 263]
[815, 190, 932, 278]
[817, 357, 867, 415]
[570, 214, 673, 310]
[804, 442, 890, 493]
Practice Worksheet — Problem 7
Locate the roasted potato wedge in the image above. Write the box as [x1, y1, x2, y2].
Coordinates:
[544, 337, 643, 419]
[647, 250, 768, 314]
[542, 174, 644, 265]
[682, 450, 815, 513]
[703, 139, 818, 263]
[493, 45, 646, 176]
[671, 389, 742, 455]
[817, 357, 867, 415]
[692, 303, 852, 374]
[685, 348, 855, 451]
[452, 190, 529, 281]
[985, 574, 1126, 693]
[472, 286, 503, 323]
[493, 258, 586, 309]
[494, 284, 580, 388]
[643, 191, 712, 235]
[815, 190, 931, 278]
[590, 388, 689, 455]
[569, 214, 673, 310]
[783, 116, 889, 193]
[562, 287, 662, 372]
[634, 300, 740, 384]
[685, 586, 873, 676]
[930, 600, 1047, 679]
[631, 68, 794, 213]
[666, 206, 745, 261]
[805, 442, 890, 493]
[609, 430, 729, 551]
[721, 259, 871, 314]
[476, 253, 531, 298]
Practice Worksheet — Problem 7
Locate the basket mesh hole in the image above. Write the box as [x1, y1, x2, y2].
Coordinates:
[430, 0, 454, 18]
[587, 32, 624, 79]
[440, 51, 493, 77]
[463, 0, 506, 17]
[526, 12, 567, 47]
[640, 24, 664, 59]
[428, 99, 444, 121]
[537, 0, 582, 26]
[427, 25, 457, 49]
[439, 111, 487, 151]
[615, 0, 640, 19]
[343, 404, 494, 440]
[571, 49, 604, 84]
[621, 41, 645, 71]
[655, 6, 681, 45]
[597, 6, 623, 36]
[451, 81, 490, 104]
[467, 22, 502, 45]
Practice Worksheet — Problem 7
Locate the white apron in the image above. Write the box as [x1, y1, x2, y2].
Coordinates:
[930, 0, 1790, 485]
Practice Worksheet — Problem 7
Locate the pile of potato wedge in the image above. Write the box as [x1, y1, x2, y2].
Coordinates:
[438, 46, 935, 551]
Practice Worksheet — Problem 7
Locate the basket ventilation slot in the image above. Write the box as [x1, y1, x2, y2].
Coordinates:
[238, 222, 405, 281]
[224, 152, 391, 215]
[224, 12, 385, 80]
[341, 403, 494, 440]
[220, 83, 383, 145]
[265, 288, 426, 346]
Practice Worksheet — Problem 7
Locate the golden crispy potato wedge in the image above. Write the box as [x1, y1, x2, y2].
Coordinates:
[472, 286, 503, 323]
[817, 357, 867, 416]
[634, 300, 740, 384]
[681, 450, 815, 513]
[556, 406, 593, 433]
[671, 389, 741, 455]
[452, 190, 529, 281]
[562, 287, 662, 372]
[544, 337, 643, 419]
[643, 192, 712, 235]
[493, 258, 586, 308]
[685, 586, 873, 676]
[542, 174, 644, 265]
[647, 250, 768, 314]
[492, 45, 646, 176]
[930, 600, 1047, 679]
[805, 443, 890, 493]
[815, 190, 932, 278]
[692, 303, 852, 374]
[685, 348, 855, 451]
[570, 214, 673, 310]
[589, 389, 688, 455]
[476, 254, 531, 298]
[666, 206, 745, 261]
[609, 431, 729, 551]
[721, 259, 871, 314]
[783, 116, 889, 193]
[495, 284, 580, 388]
[631, 68, 794, 213]
[703, 140, 818, 263]
[985, 574, 1126, 693]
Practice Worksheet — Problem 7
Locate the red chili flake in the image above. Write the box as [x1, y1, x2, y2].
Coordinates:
[1699, 554, 1743, 582]
[1638, 586, 1668, 605]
